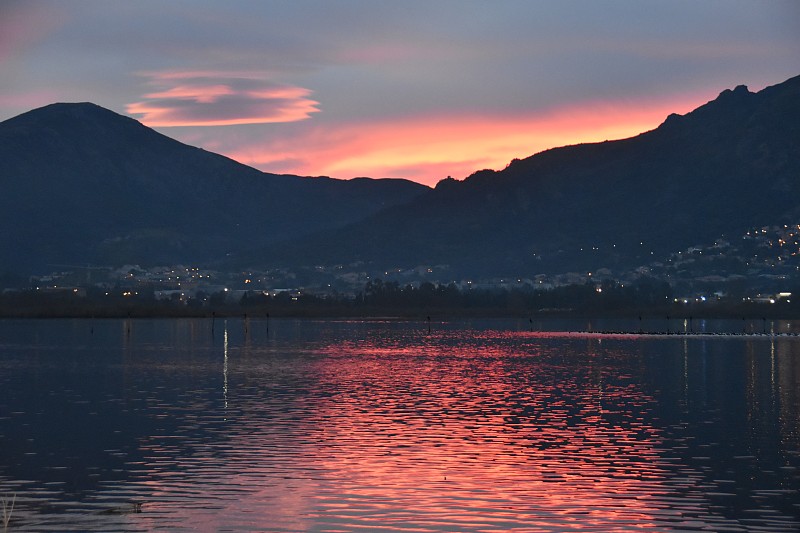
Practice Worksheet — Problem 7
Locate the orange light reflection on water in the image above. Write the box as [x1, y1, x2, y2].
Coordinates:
[132, 329, 684, 532]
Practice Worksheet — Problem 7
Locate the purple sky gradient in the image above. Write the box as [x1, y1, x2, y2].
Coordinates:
[2, 0, 798, 185]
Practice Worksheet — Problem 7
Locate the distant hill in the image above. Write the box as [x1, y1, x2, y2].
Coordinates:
[0, 103, 427, 273]
[267, 74, 800, 277]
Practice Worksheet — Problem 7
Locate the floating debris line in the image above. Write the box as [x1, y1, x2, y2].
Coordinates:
[529, 330, 800, 339]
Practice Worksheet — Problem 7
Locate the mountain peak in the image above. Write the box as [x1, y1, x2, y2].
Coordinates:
[41, 101, 109, 112]
[11, 101, 127, 122]
[0, 101, 428, 273]
[656, 81, 758, 131]
[717, 83, 752, 100]
[3, 102, 149, 143]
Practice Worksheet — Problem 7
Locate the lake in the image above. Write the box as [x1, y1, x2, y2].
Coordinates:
[1, 318, 799, 532]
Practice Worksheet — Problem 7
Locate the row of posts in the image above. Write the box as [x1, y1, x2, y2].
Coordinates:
[105, 313, 777, 338]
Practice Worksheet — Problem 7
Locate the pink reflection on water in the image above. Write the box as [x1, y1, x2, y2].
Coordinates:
[132, 328, 678, 531]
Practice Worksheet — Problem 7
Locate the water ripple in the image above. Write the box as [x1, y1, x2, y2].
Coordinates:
[0, 318, 798, 531]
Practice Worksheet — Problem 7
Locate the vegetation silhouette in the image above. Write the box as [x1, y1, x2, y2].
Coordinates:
[1, 277, 797, 319]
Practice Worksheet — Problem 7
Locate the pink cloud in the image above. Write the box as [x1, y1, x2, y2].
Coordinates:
[142, 85, 235, 104]
[126, 72, 320, 127]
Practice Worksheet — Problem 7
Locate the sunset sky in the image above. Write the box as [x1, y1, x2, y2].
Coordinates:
[2, 1, 798, 186]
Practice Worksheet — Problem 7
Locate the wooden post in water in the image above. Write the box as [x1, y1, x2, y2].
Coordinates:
[427, 316, 431, 334]
[666, 315, 670, 335]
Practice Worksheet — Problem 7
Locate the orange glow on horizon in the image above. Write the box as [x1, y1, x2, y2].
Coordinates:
[224, 95, 703, 185]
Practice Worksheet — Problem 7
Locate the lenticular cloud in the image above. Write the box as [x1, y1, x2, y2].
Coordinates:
[127, 71, 320, 127]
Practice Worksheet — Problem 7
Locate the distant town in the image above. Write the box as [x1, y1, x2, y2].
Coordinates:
[2, 224, 799, 318]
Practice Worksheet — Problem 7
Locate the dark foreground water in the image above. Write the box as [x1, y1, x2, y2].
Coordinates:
[1, 318, 799, 532]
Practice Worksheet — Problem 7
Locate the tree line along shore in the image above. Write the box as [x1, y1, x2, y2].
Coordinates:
[1, 279, 798, 319]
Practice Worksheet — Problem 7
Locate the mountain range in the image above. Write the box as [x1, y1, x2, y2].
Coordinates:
[1, 74, 799, 279]
[265, 74, 800, 277]
[0, 103, 426, 273]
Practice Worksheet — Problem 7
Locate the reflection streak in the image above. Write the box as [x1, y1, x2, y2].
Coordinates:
[1, 319, 798, 531]
[223, 321, 228, 411]
[141, 329, 676, 531]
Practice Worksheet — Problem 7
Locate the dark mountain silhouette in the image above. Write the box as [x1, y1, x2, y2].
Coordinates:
[267, 74, 800, 277]
[0, 103, 427, 273]
[3, 74, 799, 280]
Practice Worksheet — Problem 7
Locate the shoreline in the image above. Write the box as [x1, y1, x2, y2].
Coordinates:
[2, 306, 800, 322]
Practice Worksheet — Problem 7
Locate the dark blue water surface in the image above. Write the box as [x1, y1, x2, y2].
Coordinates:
[1, 318, 799, 532]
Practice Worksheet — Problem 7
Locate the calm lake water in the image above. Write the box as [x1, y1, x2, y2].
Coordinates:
[1, 318, 799, 532]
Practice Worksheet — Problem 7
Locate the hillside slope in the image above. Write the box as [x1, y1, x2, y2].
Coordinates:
[0, 103, 427, 273]
[269, 74, 800, 276]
